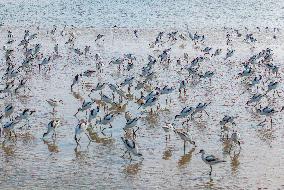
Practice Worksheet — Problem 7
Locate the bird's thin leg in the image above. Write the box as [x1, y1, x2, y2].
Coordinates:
[209, 165, 212, 176]
[258, 119, 266, 126]
[204, 110, 209, 116]
[122, 150, 128, 158]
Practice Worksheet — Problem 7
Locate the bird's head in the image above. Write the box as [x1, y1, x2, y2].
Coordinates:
[199, 149, 205, 154]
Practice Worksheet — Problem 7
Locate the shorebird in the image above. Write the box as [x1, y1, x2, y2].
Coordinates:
[74, 100, 94, 116]
[15, 109, 35, 128]
[39, 56, 51, 71]
[198, 149, 226, 176]
[120, 76, 135, 87]
[175, 106, 195, 122]
[96, 113, 116, 130]
[162, 122, 175, 140]
[14, 79, 29, 93]
[246, 93, 264, 106]
[2, 120, 20, 138]
[179, 80, 186, 95]
[266, 81, 280, 97]
[74, 121, 92, 145]
[220, 115, 237, 138]
[224, 49, 235, 60]
[138, 96, 159, 113]
[88, 83, 106, 97]
[191, 102, 211, 118]
[46, 98, 63, 112]
[220, 115, 236, 126]
[199, 71, 214, 83]
[175, 129, 196, 152]
[71, 74, 82, 91]
[95, 34, 104, 42]
[159, 85, 174, 104]
[121, 137, 142, 160]
[123, 117, 140, 138]
[256, 106, 276, 127]
[43, 120, 61, 139]
[88, 106, 100, 123]
[229, 131, 241, 152]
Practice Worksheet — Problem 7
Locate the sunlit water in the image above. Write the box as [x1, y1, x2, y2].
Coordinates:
[0, 1, 284, 189]
[0, 0, 284, 28]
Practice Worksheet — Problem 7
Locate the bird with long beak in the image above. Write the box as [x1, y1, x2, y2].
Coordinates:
[175, 129, 196, 152]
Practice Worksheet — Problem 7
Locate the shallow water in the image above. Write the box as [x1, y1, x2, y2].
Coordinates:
[0, 26, 283, 189]
[0, 1, 284, 189]
[0, 0, 284, 28]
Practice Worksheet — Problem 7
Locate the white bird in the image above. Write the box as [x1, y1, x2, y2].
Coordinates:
[74, 121, 92, 144]
[175, 129, 196, 151]
[162, 122, 175, 140]
[46, 98, 63, 112]
[199, 149, 226, 176]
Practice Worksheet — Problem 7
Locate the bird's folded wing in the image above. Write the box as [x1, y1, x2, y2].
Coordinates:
[205, 155, 217, 162]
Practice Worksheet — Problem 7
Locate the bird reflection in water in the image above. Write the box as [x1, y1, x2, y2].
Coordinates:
[86, 128, 113, 145]
[1, 141, 16, 156]
[43, 139, 59, 154]
[230, 148, 241, 175]
[74, 145, 89, 160]
[162, 146, 174, 160]
[178, 147, 195, 168]
[222, 139, 232, 154]
[256, 127, 275, 147]
[123, 161, 143, 176]
[71, 90, 84, 101]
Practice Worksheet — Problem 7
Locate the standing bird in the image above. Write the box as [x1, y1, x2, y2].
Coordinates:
[74, 121, 92, 145]
[95, 34, 104, 42]
[123, 117, 140, 138]
[229, 131, 241, 152]
[46, 98, 63, 112]
[162, 122, 175, 141]
[198, 149, 226, 176]
[71, 74, 82, 91]
[42, 120, 61, 139]
[121, 137, 142, 159]
[74, 100, 94, 116]
[175, 129, 196, 152]
[88, 106, 100, 123]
